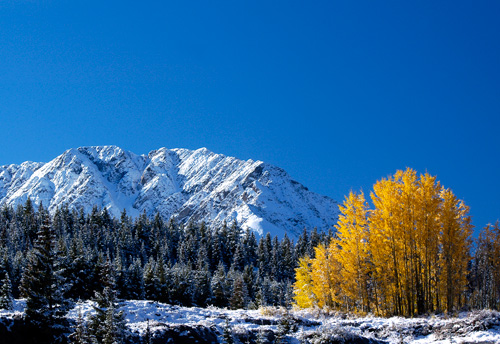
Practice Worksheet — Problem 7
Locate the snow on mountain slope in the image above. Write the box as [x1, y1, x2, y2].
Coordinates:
[0, 146, 339, 237]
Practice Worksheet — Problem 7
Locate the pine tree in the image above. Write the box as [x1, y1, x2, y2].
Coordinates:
[68, 305, 92, 344]
[66, 234, 93, 300]
[231, 241, 245, 271]
[143, 257, 158, 300]
[255, 327, 267, 344]
[242, 264, 256, 302]
[88, 257, 127, 343]
[270, 236, 282, 280]
[280, 234, 295, 282]
[126, 257, 145, 300]
[296, 228, 309, 259]
[193, 266, 211, 307]
[155, 257, 168, 303]
[211, 262, 228, 307]
[20, 215, 71, 333]
[0, 272, 13, 310]
[144, 318, 152, 344]
[229, 273, 248, 309]
[222, 318, 234, 344]
[102, 303, 126, 344]
[258, 233, 273, 278]
[169, 263, 194, 306]
[276, 309, 295, 344]
[242, 228, 258, 267]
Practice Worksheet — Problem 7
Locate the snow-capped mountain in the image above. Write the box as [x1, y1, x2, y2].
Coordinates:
[0, 146, 339, 237]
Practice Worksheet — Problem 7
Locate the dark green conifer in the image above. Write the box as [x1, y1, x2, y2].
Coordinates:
[0, 272, 13, 310]
[88, 256, 127, 343]
[229, 273, 248, 309]
[222, 318, 234, 344]
[20, 215, 72, 341]
[68, 306, 92, 344]
[20, 214, 71, 342]
[210, 262, 227, 307]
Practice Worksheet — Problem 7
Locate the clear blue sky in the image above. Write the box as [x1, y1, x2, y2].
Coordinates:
[0, 1, 499, 234]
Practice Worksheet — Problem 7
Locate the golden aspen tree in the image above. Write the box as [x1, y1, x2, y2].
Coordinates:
[309, 244, 342, 309]
[415, 173, 441, 313]
[296, 168, 474, 317]
[398, 169, 419, 316]
[335, 191, 371, 314]
[326, 241, 345, 309]
[438, 188, 473, 313]
[293, 256, 316, 308]
[370, 176, 405, 316]
[309, 244, 330, 308]
[370, 168, 441, 316]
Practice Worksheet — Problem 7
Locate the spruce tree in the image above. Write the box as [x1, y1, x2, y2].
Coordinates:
[280, 234, 295, 282]
[20, 215, 71, 334]
[88, 257, 127, 343]
[270, 236, 282, 281]
[125, 257, 145, 300]
[143, 257, 158, 300]
[0, 272, 13, 310]
[229, 273, 248, 309]
[255, 327, 267, 344]
[193, 266, 211, 306]
[242, 229, 258, 267]
[154, 257, 168, 303]
[276, 309, 295, 344]
[211, 262, 228, 307]
[68, 306, 92, 344]
[222, 318, 234, 344]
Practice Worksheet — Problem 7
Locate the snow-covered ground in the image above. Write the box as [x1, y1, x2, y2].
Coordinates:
[2, 299, 500, 343]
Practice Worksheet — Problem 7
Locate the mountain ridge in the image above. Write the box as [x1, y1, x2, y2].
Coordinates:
[0, 146, 339, 237]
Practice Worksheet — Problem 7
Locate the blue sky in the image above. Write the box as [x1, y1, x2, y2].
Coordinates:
[0, 1, 499, 233]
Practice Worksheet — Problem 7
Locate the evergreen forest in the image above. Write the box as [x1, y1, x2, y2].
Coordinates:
[0, 199, 332, 309]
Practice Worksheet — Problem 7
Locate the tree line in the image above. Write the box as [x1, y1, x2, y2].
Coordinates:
[0, 198, 331, 341]
[293, 168, 500, 317]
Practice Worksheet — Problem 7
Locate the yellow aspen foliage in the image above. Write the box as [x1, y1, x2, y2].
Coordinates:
[335, 191, 371, 313]
[294, 168, 474, 317]
[438, 188, 473, 313]
[325, 240, 346, 309]
[415, 173, 441, 313]
[369, 168, 451, 316]
[370, 175, 405, 316]
[310, 244, 342, 309]
[293, 256, 316, 308]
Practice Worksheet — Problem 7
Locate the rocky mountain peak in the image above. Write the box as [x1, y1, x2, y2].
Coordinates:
[0, 146, 339, 237]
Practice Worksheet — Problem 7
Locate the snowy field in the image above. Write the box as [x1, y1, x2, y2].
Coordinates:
[2, 299, 500, 343]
